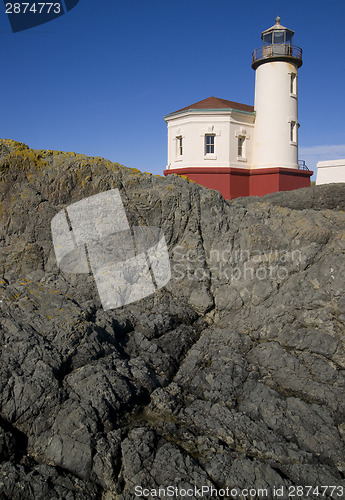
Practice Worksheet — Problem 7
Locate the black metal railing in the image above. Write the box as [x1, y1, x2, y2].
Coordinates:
[252, 45, 302, 66]
[298, 160, 309, 171]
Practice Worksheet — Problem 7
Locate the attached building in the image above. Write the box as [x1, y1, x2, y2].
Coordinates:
[316, 160, 345, 185]
[165, 96, 255, 171]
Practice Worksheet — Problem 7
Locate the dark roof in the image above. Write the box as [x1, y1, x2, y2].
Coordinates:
[169, 96, 254, 115]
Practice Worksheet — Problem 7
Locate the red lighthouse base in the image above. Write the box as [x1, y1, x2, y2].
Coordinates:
[163, 167, 313, 200]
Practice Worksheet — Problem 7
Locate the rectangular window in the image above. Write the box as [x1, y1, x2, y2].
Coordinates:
[290, 121, 297, 143]
[238, 136, 245, 157]
[273, 31, 284, 44]
[290, 73, 297, 95]
[205, 134, 215, 154]
[263, 33, 272, 46]
[176, 136, 183, 156]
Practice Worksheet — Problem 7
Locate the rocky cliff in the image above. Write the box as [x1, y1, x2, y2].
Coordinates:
[0, 139, 345, 499]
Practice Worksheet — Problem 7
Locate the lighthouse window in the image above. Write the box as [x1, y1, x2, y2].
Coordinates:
[286, 32, 292, 45]
[263, 33, 272, 46]
[238, 136, 245, 157]
[205, 134, 215, 154]
[273, 31, 284, 44]
[290, 73, 297, 95]
[176, 136, 183, 157]
[290, 121, 297, 143]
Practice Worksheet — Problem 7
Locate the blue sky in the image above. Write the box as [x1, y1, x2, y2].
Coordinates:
[1, 0, 345, 180]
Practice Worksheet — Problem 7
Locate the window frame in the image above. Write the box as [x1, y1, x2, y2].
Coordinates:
[290, 72, 297, 96]
[290, 120, 297, 144]
[237, 136, 245, 158]
[205, 134, 215, 155]
[235, 128, 249, 162]
[176, 135, 183, 158]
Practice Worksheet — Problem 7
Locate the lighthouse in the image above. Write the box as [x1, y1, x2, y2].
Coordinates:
[252, 17, 302, 169]
[163, 17, 312, 200]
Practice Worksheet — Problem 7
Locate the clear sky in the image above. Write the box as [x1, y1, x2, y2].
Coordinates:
[1, 0, 345, 180]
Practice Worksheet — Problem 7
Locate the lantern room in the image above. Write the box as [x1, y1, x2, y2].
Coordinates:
[252, 17, 302, 70]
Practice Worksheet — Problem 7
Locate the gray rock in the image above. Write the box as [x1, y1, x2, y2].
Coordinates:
[1, 139, 345, 498]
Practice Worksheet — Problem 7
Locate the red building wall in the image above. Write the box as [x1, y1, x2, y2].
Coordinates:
[164, 167, 312, 200]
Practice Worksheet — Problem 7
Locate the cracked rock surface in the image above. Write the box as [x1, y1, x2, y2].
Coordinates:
[0, 139, 345, 499]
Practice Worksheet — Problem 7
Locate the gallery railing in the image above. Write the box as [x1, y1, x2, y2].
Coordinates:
[252, 45, 302, 65]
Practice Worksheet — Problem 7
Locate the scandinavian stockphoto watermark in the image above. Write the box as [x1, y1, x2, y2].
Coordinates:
[51, 189, 171, 310]
[51, 189, 302, 309]
[172, 245, 303, 283]
[4, 0, 80, 33]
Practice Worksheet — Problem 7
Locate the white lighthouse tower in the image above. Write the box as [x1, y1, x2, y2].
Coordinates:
[164, 17, 312, 199]
[252, 17, 303, 169]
